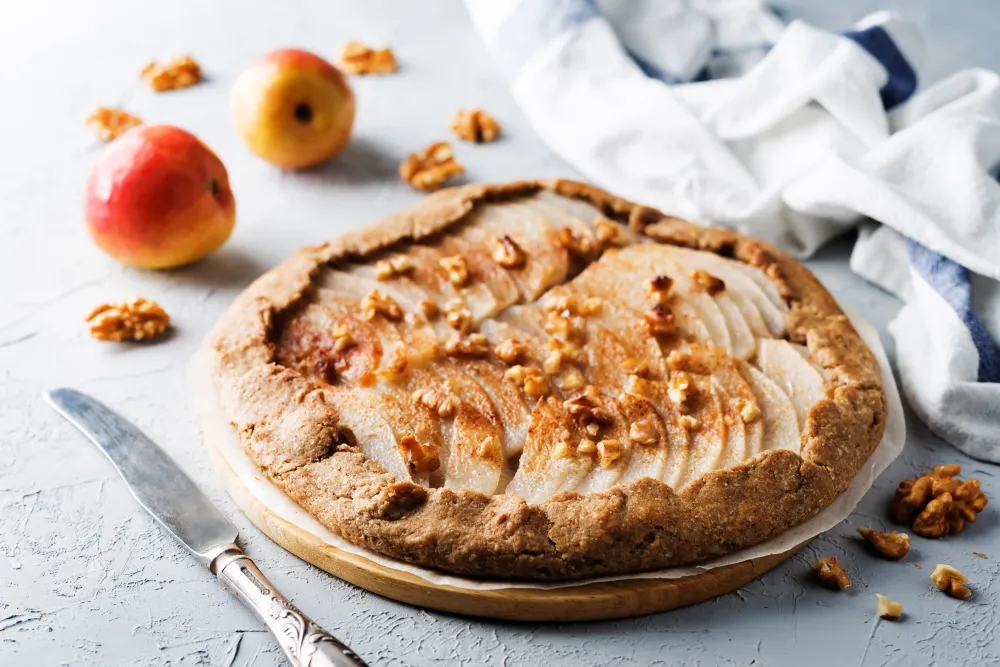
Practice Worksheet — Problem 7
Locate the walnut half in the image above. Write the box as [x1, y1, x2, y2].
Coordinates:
[339, 41, 398, 75]
[890, 465, 988, 538]
[86, 298, 170, 342]
[813, 556, 851, 590]
[857, 527, 910, 560]
[141, 55, 201, 92]
[399, 142, 464, 191]
[450, 107, 500, 143]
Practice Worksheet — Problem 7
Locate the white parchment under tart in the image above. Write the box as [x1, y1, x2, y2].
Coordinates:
[209, 180, 886, 581]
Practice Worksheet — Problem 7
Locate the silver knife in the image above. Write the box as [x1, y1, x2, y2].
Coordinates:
[44, 388, 369, 667]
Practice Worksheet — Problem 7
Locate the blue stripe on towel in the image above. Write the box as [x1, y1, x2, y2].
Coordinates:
[494, 0, 600, 75]
[843, 25, 917, 110]
[908, 240, 1000, 382]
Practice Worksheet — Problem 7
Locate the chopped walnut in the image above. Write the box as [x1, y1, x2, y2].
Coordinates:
[398, 435, 440, 474]
[563, 386, 613, 426]
[444, 299, 473, 333]
[876, 594, 903, 620]
[558, 227, 597, 260]
[375, 256, 413, 280]
[399, 142, 464, 191]
[339, 41, 398, 75]
[577, 438, 597, 454]
[678, 415, 701, 431]
[560, 369, 587, 391]
[439, 255, 469, 286]
[86, 298, 170, 342]
[857, 527, 910, 560]
[813, 556, 851, 590]
[691, 269, 726, 295]
[930, 564, 972, 600]
[597, 439, 623, 467]
[621, 357, 649, 377]
[645, 304, 675, 337]
[418, 299, 440, 320]
[332, 324, 356, 352]
[550, 439, 571, 459]
[665, 349, 692, 371]
[141, 55, 202, 92]
[667, 371, 693, 407]
[493, 339, 528, 365]
[891, 465, 988, 538]
[86, 107, 141, 141]
[544, 349, 564, 374]
[578, 297, 603, 316]
[629, 419, 658, 446]
[444, 332, 490, 357]
[450, 107, 500, 143]
[362, 290, 403, 321]
[491, 235, 526, 268]
[476, 436, 498, 458]
[412, 387, 458, 419]
[647, 275, 673, 305]
[377, 350, 409, 381]
[505, 365, 550, 398]
[735, 398, 761, 424]
[594, 217, 625, 248]
[585, 422, 600, 437]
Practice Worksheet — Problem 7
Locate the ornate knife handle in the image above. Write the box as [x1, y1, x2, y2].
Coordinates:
[211, 546, 369, 667]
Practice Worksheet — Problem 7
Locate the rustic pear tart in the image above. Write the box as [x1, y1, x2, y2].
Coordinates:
[209, 180, 886, 581]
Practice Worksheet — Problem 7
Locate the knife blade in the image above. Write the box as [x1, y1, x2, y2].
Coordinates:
[44, 388, 368, 667]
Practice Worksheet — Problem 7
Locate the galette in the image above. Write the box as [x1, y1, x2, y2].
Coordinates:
[210, 180, 886, 580]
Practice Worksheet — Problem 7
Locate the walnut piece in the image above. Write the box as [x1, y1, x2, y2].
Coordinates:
[362, 290, 403, 321]
[400, 142, 464, 191]
[621, 357, 649, 377]
[550, 438, 571, 460]
[876, 594, 903, 620]
[444, 332, 490, 357]
[558, 227, 597, 260]
[439, 255, 469, 286]
[86, 298, 170, 342]
[375, 256, 413, 280]
[930, 564, 972, 600]
[450, 107, 500, 143]
[629, 419, 658, 446]
[597, 439, 623, 467]
[141, 55, 201, 92]
[332, 324, 356, 353]
[891, 465, 988, 538]
[412, 387, 458, 419]
[476, 436, 498, 458]
[735, 398, 761, 424]
[398, 435, 440, 474]
[578, 297, 602, 316]
[492, 235, 526, 268]
[813, 556, 851, 589]
[645, 304, 675, 337]
[647, 275, 673, 304]
[857, 527, 910, 560]
[505, 365, 550, 398]
[691, 269, 726, 295]
[339, 41, 398, 75]
[86, 107, 141, 141]
[418, 299, 440, 320]
[563, 386, 613, 426]
[678, 415, 700, 431]
[493, 339, 527, 365]
[444, 299, 473, 333]
[667, 371, 693, 407]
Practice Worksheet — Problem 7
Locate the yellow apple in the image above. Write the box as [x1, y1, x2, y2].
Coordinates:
[85, 125, 236, 269]
[230, 48, 356, 169]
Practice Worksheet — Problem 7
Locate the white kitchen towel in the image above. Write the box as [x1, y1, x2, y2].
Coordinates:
[464, 0, 1000, 463]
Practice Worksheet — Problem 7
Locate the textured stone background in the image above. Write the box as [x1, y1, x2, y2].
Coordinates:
[2, 1, 998, 665]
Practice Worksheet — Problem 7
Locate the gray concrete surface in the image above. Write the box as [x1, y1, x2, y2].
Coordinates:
[1, 1, 998, 665]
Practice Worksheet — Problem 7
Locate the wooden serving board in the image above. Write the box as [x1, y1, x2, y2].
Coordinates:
[211, 443, 808, 622]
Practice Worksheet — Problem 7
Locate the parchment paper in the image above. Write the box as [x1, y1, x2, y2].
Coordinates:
[189, 307, 905, 591]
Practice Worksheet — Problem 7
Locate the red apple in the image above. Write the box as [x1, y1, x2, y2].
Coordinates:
[230, 48, 356, 169]
[85, 125, 236, 269]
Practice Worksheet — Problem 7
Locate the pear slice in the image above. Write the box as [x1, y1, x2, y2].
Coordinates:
[676, 373, 728, 487]
[458, 198, 570, 300]
[616, 393, 671, 485]
[756, 339, 826, 432]
[714, 292, 757, 360]
[738, 361, 801, 453]
[505, 397, 594, 503]
[654, 245, 786, 337]
[621, 376, 690, 490]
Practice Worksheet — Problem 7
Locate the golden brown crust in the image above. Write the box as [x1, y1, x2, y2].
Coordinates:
[209, 179, 886, 581]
